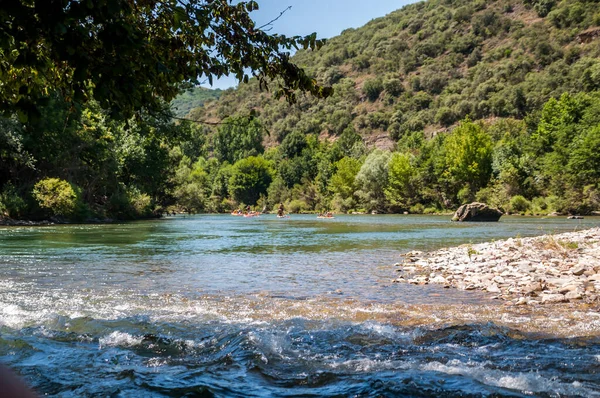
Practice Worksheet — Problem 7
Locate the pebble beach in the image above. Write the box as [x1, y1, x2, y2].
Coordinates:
[394, 227, 600, 306]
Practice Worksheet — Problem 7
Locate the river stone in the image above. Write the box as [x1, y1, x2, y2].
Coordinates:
[523, 282, 543, 295]
[565, 290, 583, 300]
[487, 283, 501, 293]
[588, 274, 600, 282]
[451, 202, 503, 222]
[558, 284, 580, 294]
[515, 297, 528, 305]
[541, 293, 568, 304]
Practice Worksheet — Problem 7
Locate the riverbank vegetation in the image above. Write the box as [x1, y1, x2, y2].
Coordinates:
[2, 0, 600, 221]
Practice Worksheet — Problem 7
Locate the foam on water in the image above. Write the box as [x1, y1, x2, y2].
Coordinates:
[421, 359, 598, 396]
[98, 331, 144, 348]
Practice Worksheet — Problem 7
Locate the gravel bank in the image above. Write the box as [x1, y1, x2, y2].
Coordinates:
[393, 228, 600, 306]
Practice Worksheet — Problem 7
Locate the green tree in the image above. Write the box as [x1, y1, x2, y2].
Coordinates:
[385, 152, 416, 209]
[567, 125, 600, 186]
[280, 131, 308, 159]
[355, 150, 392, 212]
[33, 177, 84, 219]
[228, 156, 273, 205]
[213, 117, 264, 164]
[329, 157, 362, 200]
[441, 119, 493, 202]
[172, 157, 210, 213]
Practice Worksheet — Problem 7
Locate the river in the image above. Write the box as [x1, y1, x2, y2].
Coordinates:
[1, 215, 599, 396]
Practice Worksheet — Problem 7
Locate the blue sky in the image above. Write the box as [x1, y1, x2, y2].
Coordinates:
[204, 0, 419, 89]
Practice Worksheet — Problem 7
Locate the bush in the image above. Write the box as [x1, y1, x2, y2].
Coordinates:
[457, 186, 474, 204]
[129, 188, 154, 217]
[0, 183, 27, 218]
[287, 199, 308, 214]
[383, 78, 404, 97]
[435, 106, 458, 127]
[509, 195, 531, 214]
[362, 78, 384, 101]
[409, 203, 425, 214]
[33, 178, 83, 219]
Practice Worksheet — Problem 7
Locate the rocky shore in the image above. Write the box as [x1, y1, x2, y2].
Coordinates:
[393, 228, 600, 306]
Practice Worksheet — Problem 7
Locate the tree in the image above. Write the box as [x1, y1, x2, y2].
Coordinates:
[172, 157, 210, 213]
[329, 157, 362, 200]
[385, 152, 416, 209]
[441, 119, 493, 202]
[33, 177, 83, 219]
[0, 0, 332, 119]
[228, 156, 272, 205]
[280, 131, 307, 159]
[212, 116, 264, 164]
[355, 150, 392, 212]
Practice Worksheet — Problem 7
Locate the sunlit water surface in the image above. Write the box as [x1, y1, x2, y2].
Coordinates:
[1, 215, 600, 396]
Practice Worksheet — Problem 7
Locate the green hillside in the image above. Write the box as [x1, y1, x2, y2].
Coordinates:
[193, 0, 600, 147]
[157, 0, 600, 216]
[170, 87, 222, 118]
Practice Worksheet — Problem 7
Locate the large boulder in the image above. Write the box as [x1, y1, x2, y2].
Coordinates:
[452, 202, 503, 222]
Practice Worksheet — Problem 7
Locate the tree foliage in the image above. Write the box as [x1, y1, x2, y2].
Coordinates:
[212, 116, 264, 164]
[228, 156, 272, 205]
[0, 0, 332, 119]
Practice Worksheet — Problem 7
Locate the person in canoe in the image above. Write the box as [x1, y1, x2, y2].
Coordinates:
[277, 203, 285, 217]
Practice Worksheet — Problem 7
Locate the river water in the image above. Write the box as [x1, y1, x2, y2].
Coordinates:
[1, 215, 600, 397]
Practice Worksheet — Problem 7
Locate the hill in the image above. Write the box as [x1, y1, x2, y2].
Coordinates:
[191, 0, 600, 148]
[171, 87, 222, 118]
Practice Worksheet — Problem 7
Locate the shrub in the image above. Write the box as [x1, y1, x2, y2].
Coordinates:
[383, 78, 404, 97]
[0, 183, 27, 218]
[129, 188, 154, 217]
[287, 199, 308, 214]
[352, 55, 371, 71]
[33, 178, 83, 219]
[435, 106, 458, 127]
[457, 186, 474, 204]
[409, 203, 425, 214]
[531, 197, 548, 215]
[509, 195, 531, 214]
[362, 78, 384, 101]
[423, 207, 439, 214]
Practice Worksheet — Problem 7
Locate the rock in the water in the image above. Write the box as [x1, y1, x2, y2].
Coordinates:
[452, 202, 503, 222]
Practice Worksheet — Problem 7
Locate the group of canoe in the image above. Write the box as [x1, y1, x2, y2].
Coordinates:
[230, 209, 335, 219]
[230, 209, 260, 218]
